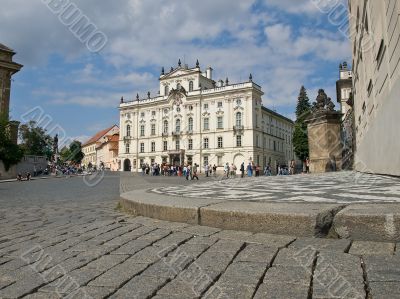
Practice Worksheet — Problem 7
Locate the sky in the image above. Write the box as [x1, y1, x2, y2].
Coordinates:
[1, 0, 351, 144]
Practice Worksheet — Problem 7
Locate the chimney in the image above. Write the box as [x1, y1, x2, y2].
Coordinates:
[206, 67, 213, 80]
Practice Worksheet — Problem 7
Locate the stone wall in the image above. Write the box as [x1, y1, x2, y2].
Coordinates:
[0, 156, 48, 180]
[0, 161, 16, 180]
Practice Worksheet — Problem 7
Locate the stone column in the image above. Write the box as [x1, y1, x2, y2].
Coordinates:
[306, 89, 343, 173]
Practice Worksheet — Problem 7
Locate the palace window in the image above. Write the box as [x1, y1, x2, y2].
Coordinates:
[203, 138, 209, 149]
[188, 117, 193, 132]
[189, 105, 193, 111]
[188, 139, 193, 150]
[141, 112, 145, 118]
[189, 81, 194, 92]
[140, 143, 144, 153]
[236, 112, 242, 127]
[140, 125, 145, 137]
[163, 141, 168, 151]
[151, 111, 156, 117]
[175, 119, 181, 133]
[204, 103, 209, 110]
[151, 142, 155, 152]
[126, 143, 130, 154]
[175, 140, 180, 150]
[236, 135, 242, 147]
[177, 83, 181, 90]
[203, 118, 209, 130]
[126, 125, 131, 137]
[217, 101, 223, 108]
[151, 124, 156, 135]
[217, 116, 223, 129]
[204, 156, 209, 166]
[163, 120, 169, 134]
[165, 85, 169, 95]
[217, 137, 223, 148]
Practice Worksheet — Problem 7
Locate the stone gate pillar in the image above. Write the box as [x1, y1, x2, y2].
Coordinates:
[306, 89, 343, 173]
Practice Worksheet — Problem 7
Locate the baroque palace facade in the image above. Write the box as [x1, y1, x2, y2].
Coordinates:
[118, 61, 294, 173]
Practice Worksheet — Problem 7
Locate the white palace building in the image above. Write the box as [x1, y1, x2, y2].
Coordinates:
[118, 60, 294, 173]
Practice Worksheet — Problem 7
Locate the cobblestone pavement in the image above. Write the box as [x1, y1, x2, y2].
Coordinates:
[0, 173, 399, 298]
[151, 171, 400, 203]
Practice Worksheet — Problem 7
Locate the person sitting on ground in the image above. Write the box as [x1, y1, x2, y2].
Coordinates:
[17, 173, 22, 181]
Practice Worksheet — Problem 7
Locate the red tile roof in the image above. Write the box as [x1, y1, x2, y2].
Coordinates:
[82, 125, 118, 147]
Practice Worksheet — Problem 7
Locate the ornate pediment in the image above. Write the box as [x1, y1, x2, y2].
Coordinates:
[216, 110, 224, 116]
[139, 119, 146, 124]
[233, 106, 244, 111]
[161, 68, 199, 80]
[202, 112, 210, 117]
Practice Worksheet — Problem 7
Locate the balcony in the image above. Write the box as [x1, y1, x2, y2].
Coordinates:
[172, 131, 182, 138]
[186, 130, 193, 135]
[162, 132, 169, 137]
[233, 125, 244, 135]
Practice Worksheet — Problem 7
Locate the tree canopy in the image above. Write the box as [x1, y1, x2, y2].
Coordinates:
[293, 86, 312, 161]
[0, 115, 24, 171]
[19, 121, 53, 160]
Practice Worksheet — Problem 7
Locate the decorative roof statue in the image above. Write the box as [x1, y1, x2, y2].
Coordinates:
[196, 59, 200, 68]
[249, 73, 253, 82]
[178, 59, 181, 67]
[53, 134, 59, 154]
[161, 67, 165, 75]
[170, 67, 174, 72]
[136, 93, 139, 101]
[225, 77, 229, 86]
[147, 91, 151, 99]
[120, 96, 124, 104]
[312, 89, 336, 114]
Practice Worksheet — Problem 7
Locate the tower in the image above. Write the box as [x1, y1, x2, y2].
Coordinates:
[0, 43, 23, 120]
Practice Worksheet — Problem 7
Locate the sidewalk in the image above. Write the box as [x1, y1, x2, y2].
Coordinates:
[120, 171, 400, 242]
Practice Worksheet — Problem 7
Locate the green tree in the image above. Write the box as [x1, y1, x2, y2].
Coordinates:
[68, 140, 84, 164]
[19, 121, 53, 159]
[59, 146, 71, 163]
[0, 115, 24, 171]
[293, 86, 312, 161]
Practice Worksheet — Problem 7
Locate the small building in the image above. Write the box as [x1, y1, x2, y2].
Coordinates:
[82, 125, 119, 169]
[96, 134, 120, 171]
[336, 62, 353, 119]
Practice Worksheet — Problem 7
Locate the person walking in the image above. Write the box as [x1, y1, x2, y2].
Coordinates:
[247, 162, 253, 177]
[240, 162, 245, 178]
[205, 164, 209, 177]
[186, 165, 191, 180]
[224, 163, 230, 178]
[192, 163, 199, 180]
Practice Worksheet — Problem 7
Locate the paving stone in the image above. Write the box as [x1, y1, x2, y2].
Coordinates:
[171, 243, 210, 259]
[181, 225, 221, 237]
[263, 266, 311, 286]
[219, 261, 266, 283]
[88, 261, 148, 287]
[254, 282, 309, 299]
[204, 282, 256, 299]
[234, 244, 277, 264]
[273, 247, 316, 268]
[207, 239, 244, 253]
[85, 254, 128, 272]
[364, 255, 400, 282]
[290, 237, 351, 252]
[110, 275, 168, 299]
[22, 292, 62, 299]
[143, 255, 193, 279]
[152, 231, 193, 251]
[186, 236, 218, 246]
[211, 230, 254, 241]
[244, 233, 296, 247]
[369, 281, 400, 299]
[156, 279, 203, 298]
[111, 240, 152, 255]
[349, 240, 395, 256]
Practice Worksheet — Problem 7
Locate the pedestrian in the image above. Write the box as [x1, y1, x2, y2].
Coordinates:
[306, 158, 310, 173]
[183, 165, 187, 178]
[240, 162, 245, 178]
[186, 165, 191, 180]
[290, 159, 295, 175]
[231, 163, 236, 177]
[212, 165, 217, 176]
[205, 164, 209, 177]
[192, 164, 199, 180]
[247, 162, 253, 177]
[224, 163, 230, 178]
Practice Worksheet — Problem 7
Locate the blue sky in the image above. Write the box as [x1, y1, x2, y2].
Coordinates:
[1, 0, 350, 144]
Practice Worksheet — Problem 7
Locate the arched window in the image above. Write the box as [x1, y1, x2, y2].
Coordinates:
[175, 119, 181, 133]
[188, 117, 193, 132]
[125, 143, 130, 154]
[163, 120, 169, 134]
[236, 112, 242, 127]
[177, 83, 181, 90]
[126, 125, 131, 137]
[165, 85, 169, 96]
[189, 81, 194, 92]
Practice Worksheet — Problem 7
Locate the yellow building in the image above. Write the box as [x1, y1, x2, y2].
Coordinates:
[82, 125, 119, 169]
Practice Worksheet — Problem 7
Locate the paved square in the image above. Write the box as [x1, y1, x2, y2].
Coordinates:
[0, 172, 399, 298]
